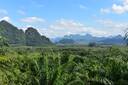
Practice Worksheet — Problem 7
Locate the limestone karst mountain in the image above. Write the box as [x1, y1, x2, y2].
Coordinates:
[0, 20, 52, 46]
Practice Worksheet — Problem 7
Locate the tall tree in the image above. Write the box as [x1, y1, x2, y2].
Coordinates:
[124, 28, 128, 45]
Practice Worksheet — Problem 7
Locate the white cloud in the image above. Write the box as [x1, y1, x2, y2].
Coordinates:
[20, 18, 127, 38]
[0, 9, 10, 22]
[0, 16, 10, 22]
[21, 17, 45, 23]
[38, 19, 108, 38]
[112, 4, 126, 14]
[123, 0, 128, 5]
[111, 0, 128, 14]
[97, 19, 128, 35]
[101, 0, 128, 14]
[98, 19, 127, 29]
[100, 8, 110, 14]
[18, 10, 26, 15]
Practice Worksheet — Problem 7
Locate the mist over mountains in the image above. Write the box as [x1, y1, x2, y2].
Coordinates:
[53, 34, 125, 45]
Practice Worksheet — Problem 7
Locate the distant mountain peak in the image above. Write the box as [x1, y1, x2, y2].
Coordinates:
[0, 20, 17, 28]
[25, 27, 40, 34]
[0, 20, 10, 25]
[116, 35, 122, 37]
[27, 27, 35, 29]
[25, 27, 52, 46]
[25, 27, 40, 36]
[55, 33, 125, 45]
[27, 27, 37, 31]
[85, 33, 93, 37]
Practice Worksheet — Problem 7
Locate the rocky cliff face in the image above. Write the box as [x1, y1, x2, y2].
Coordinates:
[0, 20, 52, 46]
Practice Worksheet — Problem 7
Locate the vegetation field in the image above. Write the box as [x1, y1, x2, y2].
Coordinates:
[0, 46, 128, 85]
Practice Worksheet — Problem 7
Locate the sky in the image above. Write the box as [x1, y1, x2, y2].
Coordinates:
[0, 0, 128, 38]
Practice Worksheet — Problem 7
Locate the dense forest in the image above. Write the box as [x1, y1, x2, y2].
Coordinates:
[0, 45, 128, 85]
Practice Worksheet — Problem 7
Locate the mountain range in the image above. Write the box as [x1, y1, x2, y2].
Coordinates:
[0, 20, 52, 46]
[0, 20, 126, 46]
[53, 34, 125, 45]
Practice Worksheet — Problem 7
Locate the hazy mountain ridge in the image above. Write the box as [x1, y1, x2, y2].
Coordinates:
[54, 34, 125, 45]
[0, 20, 125, 45]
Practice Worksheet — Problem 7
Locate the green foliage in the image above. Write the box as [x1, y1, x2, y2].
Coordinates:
[0, 36, 9, 47]
[0, 46, 128, 85]
[88, 42, 96, 47]
[58, 38, 75, 44]
[0, 20, 26, 45]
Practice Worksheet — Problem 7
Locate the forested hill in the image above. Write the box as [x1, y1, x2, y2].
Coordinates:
[0, 20, 52, 46]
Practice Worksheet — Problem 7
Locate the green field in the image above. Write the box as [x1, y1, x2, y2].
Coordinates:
[0, 46, 128, 85]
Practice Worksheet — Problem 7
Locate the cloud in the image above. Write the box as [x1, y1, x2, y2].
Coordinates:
[18, 10, 26, 15]
[0, 16, 10, 22]
[98, 19, 127, 29]
[21, 17, 45, 23]
[97, 19, 128, 35]
[112, 4, 126, 14]
[123, 0, 128, 5]
[38, 19, 108, 38]
[20, 25, 33, 31]
[102, 0, 128, 14]
[80, 4, 87, 9]
[20, 18, 127, 38]
[100, 8, 110, 14]
[100, 0, 128, 14]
